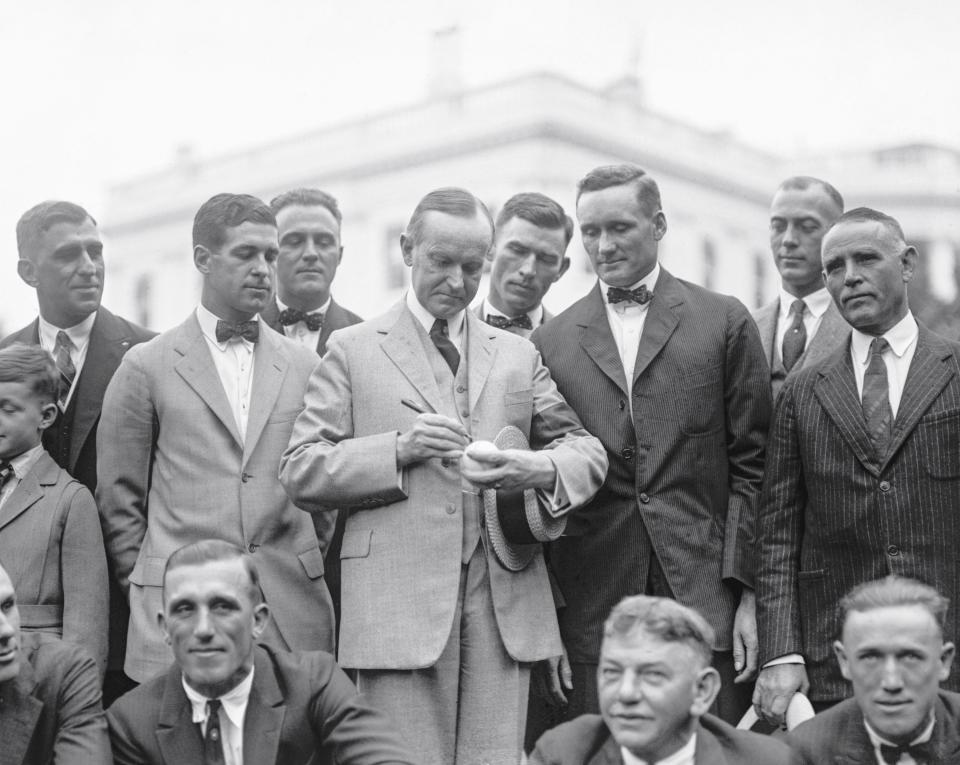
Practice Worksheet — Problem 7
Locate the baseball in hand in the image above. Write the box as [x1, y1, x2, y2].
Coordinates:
[461, 440, 500, 472]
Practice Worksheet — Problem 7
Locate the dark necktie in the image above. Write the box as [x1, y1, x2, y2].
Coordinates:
[203, 698, 224, 764]
[215, 320, 260, 344]
[485, 313, 533, 331]
[278, 307, 323, 332]
[53, 331, 76, 409]
[0, 461, 14, 491]
[862, 337, 893, 456]
[781, 299, 808, 372]
[430, 318, 460, 375]
[606, 285, 653, 305]
[880, 740, 934, 764]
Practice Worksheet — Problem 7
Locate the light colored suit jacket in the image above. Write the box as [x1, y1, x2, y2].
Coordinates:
[0, 450, 108, 676]
[752, 296, 848, 401]
[281, 301, 606, 669]
[97, 313, 334, 681]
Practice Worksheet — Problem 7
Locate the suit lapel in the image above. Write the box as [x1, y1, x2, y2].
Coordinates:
[801, 301, 849, 370]
[465, 311, 496, 411]
[380, 304, 444, 413]
[242, 330, 288, 466]
[69, 308, 135, 470]
[754, 299, 779, 367]
[0, 661, 43, 765]
[632, 270, 681, 385]
[881, 328, 956, 469]
[173, 316, 244, 450]
[578, 285, 629, 396]
[813, 345, 881, 475]
[0, 454, 59, 532]
[156, 666, 206, 765]
[317, 299, 349, 356]
[587, 733, 623, 765]
[931, 694, 960, 761]
[242, 649, 285, 765]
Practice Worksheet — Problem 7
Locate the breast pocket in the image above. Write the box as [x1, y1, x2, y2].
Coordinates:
[504, 389, 534, 408]
[675, 364, 723, 435]
[922, 409, 960, 478]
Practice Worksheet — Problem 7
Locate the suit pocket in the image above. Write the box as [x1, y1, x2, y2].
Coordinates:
[504, 389, 534, 407]
[922, 411, 960, 478]
[298, 547, 325, 579]
[267, 407, 303, 425]
[340, 528, 373, 560]
[676, 364, 723, 435]
[128, 556, 166, 587]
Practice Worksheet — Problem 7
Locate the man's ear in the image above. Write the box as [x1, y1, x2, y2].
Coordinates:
[17, 258, 39, 288]
[939, 641, 956, 682]
[336, 246, 344, 266]
[690, 666, 721, 717]
[38, 402, 58, 431]
[900, 245, 918, 284]
[158, 611, 171, 644]
[653, 211, 668, 241]
[556, 256, 571, 281]
[251, 603, 270, 640]
[400, 233, 414, 267]
[194, 245, 211, 274]
[834, 640, 852, 681]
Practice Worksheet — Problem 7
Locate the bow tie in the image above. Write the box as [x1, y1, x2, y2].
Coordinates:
[0, 460, 14, 490]
[607, 285, 653, 306]
[486, 313, 533, 331]
[278, 308, 323, 332]
[215, 319, 260, 344]
[880, 740, 935, 764]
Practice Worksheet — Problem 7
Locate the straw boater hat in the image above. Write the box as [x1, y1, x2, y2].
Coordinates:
[481, 425, 566, 571]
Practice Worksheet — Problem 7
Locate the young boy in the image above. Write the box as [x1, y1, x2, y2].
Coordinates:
[0, 343, 108, 676]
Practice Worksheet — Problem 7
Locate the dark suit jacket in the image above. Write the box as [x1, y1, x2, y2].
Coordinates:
[0, 450, 109, 676]
[530, 713, 790, 764]
[0, 633, 111, 765]
[756, 323, 960, 700]
[261, 297, 363, 357]
[106, 644, 416, 765]
[787, 692, 960, 764]
[751, 297, 848, 402]
[532, 272, 771, 660]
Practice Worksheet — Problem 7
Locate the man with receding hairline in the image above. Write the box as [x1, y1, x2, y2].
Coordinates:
[752, 176, 848, 400]
[281, 186, 605, 764]
[755, 207, 960, 725]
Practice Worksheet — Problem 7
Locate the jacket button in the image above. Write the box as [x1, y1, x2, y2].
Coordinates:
[456, 385, 466, 393]
[446, 503, 457, 515]
[618, 399, 626, 410]
[248, 543, 259, 553]
[879, 480, 891, 492]
[887, 544, 900, 556]
[639, 493, 650, 504]
[241, 472, 251, 483]
[622, 447, 634, 460]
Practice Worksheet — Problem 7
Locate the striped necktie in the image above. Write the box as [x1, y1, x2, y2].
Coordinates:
[862, 337, 893, 456]
[53, 331, 77, 409]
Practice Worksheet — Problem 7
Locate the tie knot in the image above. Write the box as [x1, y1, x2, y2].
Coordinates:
[486, 313, 533, 331]
[0, 460, 13, 488]
[791, 299, 806, 318]
[430, 318, 449, 338]
[870, 337, 891, 357]
[215, 319, 260, 344]
[55, 330, 75, 351]
[206, 698, 222, 716]
[880, 740, 934, 764]
[278, 308, 323, 332]
[607, 285, 652, 306]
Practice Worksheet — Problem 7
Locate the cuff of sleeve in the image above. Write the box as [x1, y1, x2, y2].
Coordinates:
[763, 653, 805, 668]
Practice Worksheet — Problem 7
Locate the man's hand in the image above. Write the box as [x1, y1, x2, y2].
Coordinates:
[532, 644, 573, 706]
[459, 442, 557, 491]
[732, 588, 758, 683]
[753, 664, 810, 729]
[396, 413, 470, 467]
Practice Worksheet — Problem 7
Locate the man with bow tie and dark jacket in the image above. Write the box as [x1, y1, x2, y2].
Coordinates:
[474, 192, 572, 338]
[531, 164, 772, 731]
[97, 193, 335, 686]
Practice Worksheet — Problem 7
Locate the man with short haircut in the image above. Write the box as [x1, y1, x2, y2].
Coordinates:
[476, 191, 572, 337]
[529, 595, 789, 764]
[755, 208, 960, 724]
[789, 576, 960, 763]
[752, 176, 848, 400]
[0, 559, 111, 764]
[532, 164, 771, 725]
[0, 199, 155, 702]
[98, 193, 335, 685]
[107, 540, 416, 765]
[280, 187, 606, 764]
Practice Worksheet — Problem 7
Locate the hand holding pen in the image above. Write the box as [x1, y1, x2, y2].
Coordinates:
[396, 398, 470, 468]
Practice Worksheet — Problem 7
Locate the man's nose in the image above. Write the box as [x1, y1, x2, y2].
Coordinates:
[193, 608, 214, 638]
[617, 669, 643, 703]
[516, 253, 537, 278]
[782, 223, 799, 247]
[302, 237, 320, 259]
[843, 262, 862, 286]
[0, 613, 15, 641]
[880, 657, 905, 692]
[446, 266, 464, 290]
[598, 231, 616, 254]
[77, 248, 98, 273]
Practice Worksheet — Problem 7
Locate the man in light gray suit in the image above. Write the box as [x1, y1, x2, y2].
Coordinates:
[281, 187, 607, 765]
[752, 176, 848, 401]
[97, 193, 335, 684]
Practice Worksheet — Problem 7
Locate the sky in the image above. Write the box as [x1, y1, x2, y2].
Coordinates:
[1, 0, 958, 329]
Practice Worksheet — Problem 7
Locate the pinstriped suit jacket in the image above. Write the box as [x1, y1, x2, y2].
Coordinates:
[756, 322, 960, 701]
[532, 271, 772, 660]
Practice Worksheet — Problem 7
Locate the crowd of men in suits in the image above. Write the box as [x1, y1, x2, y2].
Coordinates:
[0, 163, 958, 764]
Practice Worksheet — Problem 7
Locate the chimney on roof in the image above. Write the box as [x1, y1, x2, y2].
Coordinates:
[429, 25, 463, 100]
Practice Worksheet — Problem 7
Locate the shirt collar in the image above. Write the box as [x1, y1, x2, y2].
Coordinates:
[600, 263, 661, 308]
[38, 311, 97, 353]
[864, 710, 935, 750]
[275, 295, 332, 316]
[621, 731, 697, 765]
[482, 297, 543, 327]
[405, 290, 465, 339]
[851, 311, 918, 367]
[6, 444, 44, 478]
[183, 665, 255, 731]
[777, 286, 832, 321]
[196, 304, 259, 350]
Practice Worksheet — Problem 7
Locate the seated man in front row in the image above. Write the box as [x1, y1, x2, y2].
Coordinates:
[0, 559, 111, 764]
[789, 575, 959, 764]
[530, 595, 789, 764]
[107, 540, 416, 765]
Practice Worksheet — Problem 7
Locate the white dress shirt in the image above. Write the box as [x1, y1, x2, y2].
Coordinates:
[275, 295, 332, 349]
[38, 311, 97, 409]
[183, 666, 254, 765]
[481, 297, 543, 339]
[601, 263, 661, 399]
[196, 305, 257, 441]
[865, 713, 935, 765]
[850, 312, 919, 418]
[0, 444, 44, 510]
[774, 287, 833, 364]
[622, 732, 696, 765]
[406, 291, 466, 353]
